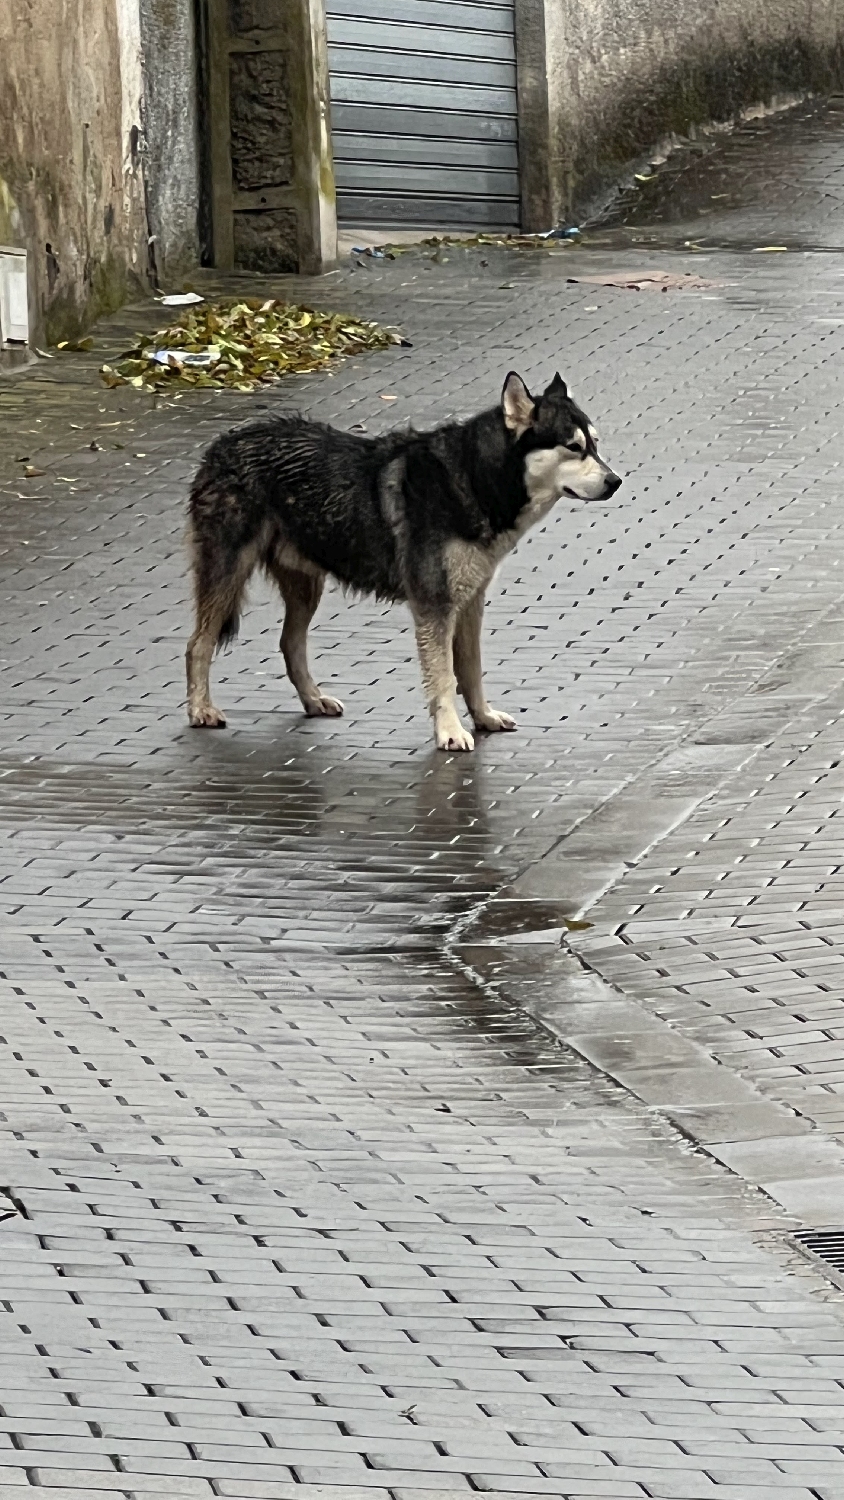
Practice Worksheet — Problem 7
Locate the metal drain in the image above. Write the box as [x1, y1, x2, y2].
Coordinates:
[791, 1228, 844, 1290]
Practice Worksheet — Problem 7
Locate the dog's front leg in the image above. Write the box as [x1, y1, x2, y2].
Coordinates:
[454, 592, 517, 735]
[412, 608, 474, 752]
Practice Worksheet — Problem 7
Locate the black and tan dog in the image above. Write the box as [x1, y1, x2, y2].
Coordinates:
[185, 372, 621, 751]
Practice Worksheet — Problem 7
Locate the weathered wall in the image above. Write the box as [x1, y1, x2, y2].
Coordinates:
[139, 0, 201, 280]
[0, 0, 148, 345]
[519, 0, 844, 228]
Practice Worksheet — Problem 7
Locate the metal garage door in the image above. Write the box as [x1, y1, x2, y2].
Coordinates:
[325, 0, 519, 230]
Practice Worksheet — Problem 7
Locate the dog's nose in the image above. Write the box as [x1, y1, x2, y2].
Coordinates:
[604, 473, 622, 495]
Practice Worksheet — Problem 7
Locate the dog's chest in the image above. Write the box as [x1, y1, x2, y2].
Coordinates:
[445, 492, 557, 605]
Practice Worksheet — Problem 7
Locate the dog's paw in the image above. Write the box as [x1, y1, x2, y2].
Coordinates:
[305, 694, 345, 718]
[435, 716, 474, 752]
[474, 707, 517, 734]
[188, 703, 227, 728]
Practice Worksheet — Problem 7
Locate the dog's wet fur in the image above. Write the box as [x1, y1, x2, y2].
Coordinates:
[186, 371, 621, 750]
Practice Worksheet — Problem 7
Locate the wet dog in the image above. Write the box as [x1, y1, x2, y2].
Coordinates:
[185, 371, 621, 751]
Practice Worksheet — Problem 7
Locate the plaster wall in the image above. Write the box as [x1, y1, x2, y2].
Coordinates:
[520, 0, 844, 228]
[0, 0, 148, 344]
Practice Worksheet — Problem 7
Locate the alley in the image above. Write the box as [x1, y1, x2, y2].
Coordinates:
[3, 97, 844, 1499]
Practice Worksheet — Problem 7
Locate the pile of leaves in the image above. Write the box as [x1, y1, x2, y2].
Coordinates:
[101, 298, 403, 392]
[415, 231, 578, 250]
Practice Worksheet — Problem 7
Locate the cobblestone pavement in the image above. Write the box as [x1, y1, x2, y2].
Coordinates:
[5, 100, 844, 1500]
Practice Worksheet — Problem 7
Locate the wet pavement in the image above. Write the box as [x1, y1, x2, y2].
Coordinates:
[586, 94, 844, 251]
[5, 100, 844, 1499]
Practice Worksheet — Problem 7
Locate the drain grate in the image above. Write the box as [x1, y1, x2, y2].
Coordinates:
[792, 1228, 844, 1290]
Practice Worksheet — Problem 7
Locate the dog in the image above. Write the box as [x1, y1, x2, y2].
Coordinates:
[185, 371, 621, 751]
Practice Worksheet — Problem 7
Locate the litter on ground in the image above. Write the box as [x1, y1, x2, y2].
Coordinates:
[159, 292, 205, 306]
[566, 269, 723, 290]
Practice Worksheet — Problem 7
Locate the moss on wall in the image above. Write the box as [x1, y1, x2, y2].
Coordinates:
[569, 33, 844, 213]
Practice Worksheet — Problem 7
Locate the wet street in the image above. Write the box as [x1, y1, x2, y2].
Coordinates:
[5, 99, 844, 1499]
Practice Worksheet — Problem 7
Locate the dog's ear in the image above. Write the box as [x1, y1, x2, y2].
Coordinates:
[502, 372, 535, 434]
[548, 371, 568, 396]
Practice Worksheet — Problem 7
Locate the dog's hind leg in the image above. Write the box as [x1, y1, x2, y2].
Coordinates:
[186, 531, 254, 728]
[411, 607, 473, 752]
[454, 591, 517, 735]
[272, 563, 344, 717]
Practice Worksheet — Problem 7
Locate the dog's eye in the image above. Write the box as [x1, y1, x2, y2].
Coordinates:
[565, 443, 585, 456]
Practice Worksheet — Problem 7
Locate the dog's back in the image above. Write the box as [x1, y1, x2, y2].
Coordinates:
[189, 417, 402, 604]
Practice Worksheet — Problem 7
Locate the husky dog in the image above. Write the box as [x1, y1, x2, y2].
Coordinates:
[186, 371, 621, 751]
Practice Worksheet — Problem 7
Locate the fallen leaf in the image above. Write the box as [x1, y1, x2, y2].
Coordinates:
[24, 466, 45, 478]
[752, 245, 788, 253]
[562, 917, 594, 931]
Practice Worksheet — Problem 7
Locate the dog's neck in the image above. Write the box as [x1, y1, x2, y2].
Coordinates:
[466, 409, 535, 534]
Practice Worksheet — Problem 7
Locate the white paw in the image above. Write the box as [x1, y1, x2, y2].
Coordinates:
[304, 694, 345, 718]
[474, 707, 517, 733]
[189, 703, 227, 728]
[435, 716, 474, 752]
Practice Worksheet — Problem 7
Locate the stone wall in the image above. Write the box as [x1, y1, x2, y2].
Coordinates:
[227, 4, 298, 273]
[519, 0, 844, 229]
[0, 0, 148, 345]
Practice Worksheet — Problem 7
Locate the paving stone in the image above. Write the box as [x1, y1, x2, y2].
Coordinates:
[4, 95, 844, 1500]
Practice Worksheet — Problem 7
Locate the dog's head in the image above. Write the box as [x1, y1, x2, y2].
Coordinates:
[502, 371, 621, 504]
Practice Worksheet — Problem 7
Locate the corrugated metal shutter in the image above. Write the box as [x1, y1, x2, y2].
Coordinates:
[325, 0, 519, 229]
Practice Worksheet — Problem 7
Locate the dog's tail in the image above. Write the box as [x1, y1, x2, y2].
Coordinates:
[186, 471, 250, 653]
